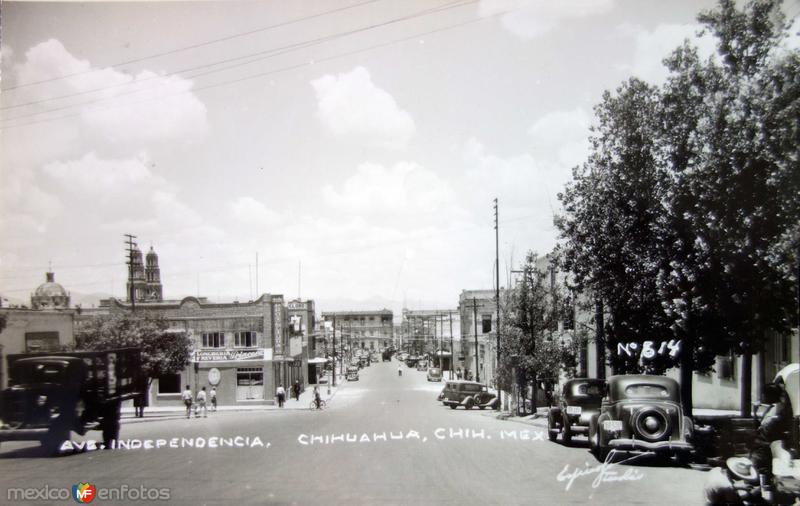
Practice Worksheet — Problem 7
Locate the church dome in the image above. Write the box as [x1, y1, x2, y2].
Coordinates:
[31, 271, 70, 309]
[34, 272, 68, 298]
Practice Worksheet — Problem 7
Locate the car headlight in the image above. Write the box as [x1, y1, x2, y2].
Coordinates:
[36, 395, 47, 407]
[49, 406, 60, 419]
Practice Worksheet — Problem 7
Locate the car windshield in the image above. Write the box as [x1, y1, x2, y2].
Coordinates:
[625, 384, 671, 398]
[10, 361, 70, 386]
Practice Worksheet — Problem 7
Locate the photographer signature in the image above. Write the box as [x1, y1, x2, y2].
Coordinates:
[556, 451, 645, 491]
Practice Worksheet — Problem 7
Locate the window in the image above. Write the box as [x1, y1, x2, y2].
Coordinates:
[24, 332, 60, 352]
[202, 332, 225, 348]
[237, 368, 263, 400]
[482, 315, 492, 333]
[234, 331, 257, 348]
[158, 373, 181, 394]
[717, 353, 735, 381]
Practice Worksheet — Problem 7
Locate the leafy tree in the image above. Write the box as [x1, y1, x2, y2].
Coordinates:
[75, 314, 192, 386]
[556, 78, 674, 376]
[659, 0, 800, 415]
[557, 0, 799, 416]
[498, 251, 577, 413]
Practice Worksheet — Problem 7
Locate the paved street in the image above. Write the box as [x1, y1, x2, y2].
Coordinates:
[0, 360, 711, 505]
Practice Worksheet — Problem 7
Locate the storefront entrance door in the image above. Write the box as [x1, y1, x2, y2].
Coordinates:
[236, 368, 263, 400]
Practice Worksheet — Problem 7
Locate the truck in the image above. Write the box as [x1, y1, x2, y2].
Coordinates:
[0, 348, 146, 455]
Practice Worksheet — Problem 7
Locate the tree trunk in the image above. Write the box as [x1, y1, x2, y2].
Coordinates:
[595, 298, 606, 379]
[531, 373, 538, 415]
[679, 334, 694, 418]
[740, 351, 752, 418]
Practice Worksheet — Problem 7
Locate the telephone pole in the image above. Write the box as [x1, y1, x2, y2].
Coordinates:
[494, 198, 501, 409]
[449, 311, 454, 380]
[124, 234, 137, 312]
[331, 314, 337, 388]
[471, 297, 480, 383]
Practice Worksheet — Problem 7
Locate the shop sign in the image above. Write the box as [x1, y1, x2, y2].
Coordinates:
[208, 368, 221, 385]
[196, 349, 265, 362]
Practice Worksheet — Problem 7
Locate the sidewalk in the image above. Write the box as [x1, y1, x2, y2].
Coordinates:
[120, 377, 344, 424]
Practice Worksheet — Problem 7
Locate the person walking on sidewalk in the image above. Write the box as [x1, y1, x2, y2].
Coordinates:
[181, 385, 193, 419]
[276, 384, 286, 408]
[293, 381, 301, 402]
[195, 387, 208, 418]
[210, 387, 217, 411]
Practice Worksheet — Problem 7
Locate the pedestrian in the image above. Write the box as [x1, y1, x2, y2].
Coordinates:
[210, 386, 217, 411]
[398, 365, 402, 377]
[181, 385, 193, 419]
[276, 384, 286, 407]
[293, 381, 301, 402]
[195, 386, 208, 418]
[133, 394, 143, 418]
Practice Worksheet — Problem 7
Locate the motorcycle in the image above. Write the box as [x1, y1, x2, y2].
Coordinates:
[705, 442, 800, 505]
[705, 370, 800, 505]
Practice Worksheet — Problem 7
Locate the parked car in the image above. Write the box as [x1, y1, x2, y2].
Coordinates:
[0, 348, 146, 454]
[548, 378, 606, 445]
[588, 375, 693, 463]
[427, 368, 443, 382]
[416, 361, 428, 371]
[441, 381, 499, 410]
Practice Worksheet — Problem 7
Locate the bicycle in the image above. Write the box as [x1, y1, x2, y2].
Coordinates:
[309, 399, 326, 410]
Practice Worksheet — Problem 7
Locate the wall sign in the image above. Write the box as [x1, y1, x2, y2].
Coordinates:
[196, 349, 265, 362]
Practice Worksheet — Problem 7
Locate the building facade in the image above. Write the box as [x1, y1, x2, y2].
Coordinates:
[286, 299, 315, 385]
[458, 290, 498, 385]
[84, 294, 290, 408]
[320, 310, 394, 353]
[401, 308, 458, 370]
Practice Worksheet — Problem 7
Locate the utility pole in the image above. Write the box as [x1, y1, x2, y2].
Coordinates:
[494, 198, 501, 407]
[124, 234, 137, 312]
[449, 311, 454, 380]
[472, 297, 480, 383]
[331, 314, 337, 388]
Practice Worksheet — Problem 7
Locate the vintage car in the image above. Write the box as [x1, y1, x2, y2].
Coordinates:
[427, 367, 443, 382]
[548, 378, 606, 445]
[441, 381, 499, 410]
[589, 375, 693, 463]
[416, 360, 429, 371]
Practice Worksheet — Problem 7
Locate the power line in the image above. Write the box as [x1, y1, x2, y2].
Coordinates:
[0, 0, 476, 122]
[0, 0, 384, 93]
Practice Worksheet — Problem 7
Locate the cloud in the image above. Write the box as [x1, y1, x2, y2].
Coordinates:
[230, 196, 283, 227]
[42, 151, 159, 193]
[310, 66, 415, 149]
[322, 161, 455, 214]
[479, 0, 614, 39]
[9, 39, 208, 145]
[528, 108, 591, 169]
[618, 23, 717, 83]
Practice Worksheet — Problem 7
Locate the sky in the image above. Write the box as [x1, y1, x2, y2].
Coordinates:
[2, 0, 799, 314]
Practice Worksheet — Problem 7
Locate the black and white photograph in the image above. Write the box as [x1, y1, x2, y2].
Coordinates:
[0, 0, 799, 504]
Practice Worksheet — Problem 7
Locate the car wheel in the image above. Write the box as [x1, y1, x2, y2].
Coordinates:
[588, 415, 599, 453]
[547, 414, 558, 442]
[465, 398, 475, 410]
[562, 420, 573, 446]
[449, 404, 457, 410]
[674, 451, 691, 467]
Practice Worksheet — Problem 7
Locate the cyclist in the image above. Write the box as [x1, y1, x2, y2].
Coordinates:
[313, 386, 322, 409]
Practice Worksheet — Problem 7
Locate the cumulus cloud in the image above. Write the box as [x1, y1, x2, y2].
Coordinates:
[42, 151, 160, 193]
[322, 161, 454, 214]
[619, 23, 717, 83]
[528, 108, 591, 169]
[9, 39, 208, 145]
[479, 0, 615, 39]
[311, 66, 415, 149]
[230, 196, 283, 227]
